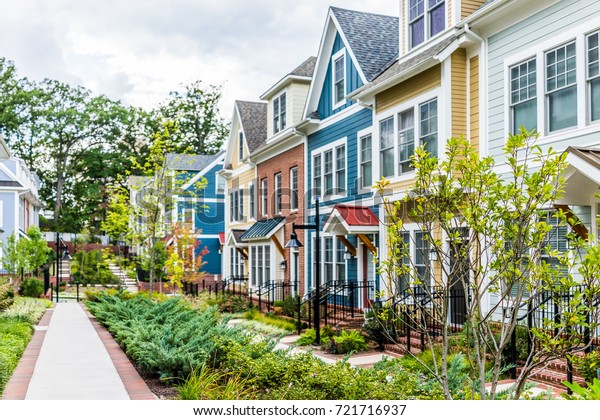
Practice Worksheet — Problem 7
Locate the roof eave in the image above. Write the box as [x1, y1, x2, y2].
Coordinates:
[259, 75, 312, 100]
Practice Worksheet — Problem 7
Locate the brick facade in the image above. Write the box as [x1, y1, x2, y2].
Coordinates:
[256, 143, 305, 295]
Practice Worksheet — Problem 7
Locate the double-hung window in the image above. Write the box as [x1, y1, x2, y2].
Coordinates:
[380, 117, 395, 178]
[510, 58, 537, 133]
[249, 182, 256, 219]
[333, 51, 345, 107]
[312, 141, 347, 200]
[546, 42, 578, 132]
[398, 109, 415, 175]
[230, 191, 240, 222]
[261, 178, 268, 217]
[238, 132, 244, 161]
[239, 188, 244, 221]
[420, 99, 438, 156]
[274, 173, 282, 214]
[290, 167, 298, 211]
[324, 237, 334, 284]
[588, 31, 600, 122]
[414, 231, 431, 292]
[251, 245, 271, 287]
[409, 0, 445, 49]
[273, 93, 286, 134]
[360, 134, 372, 189]
[335, 239, 346, 286]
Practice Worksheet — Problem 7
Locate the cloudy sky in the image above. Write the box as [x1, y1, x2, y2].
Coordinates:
[0, 0, 399, 116]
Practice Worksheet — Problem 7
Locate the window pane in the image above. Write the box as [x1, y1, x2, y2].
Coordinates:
[513, 99, 537, 133]
[313, 155, 321, 199]
[546, 42, 576, 93]
[380, 117, 394, 178]
[280, 93, 286, 130]
[592, 78, 600, 121]
[324, 237, 333, 283]
[334, 56, 345, 104]
[549, 85, 577, 131]
[336, 240, 346, 284]
[362, 163, 372, 188]
[398, 109, 415, 174]
[410, 18, 424, 48]
[336, 145, 345, 193]
[429, 3, 445, 37]
[360, 135, 372, 188]
[420, 99, 438, 157]
[265, 246, 270, 284]
[290, 168, 298, 210]
[324, 150, 333, 195]
[415, 232, 430, 288]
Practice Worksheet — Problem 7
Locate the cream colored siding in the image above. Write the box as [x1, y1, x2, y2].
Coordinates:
[469, 55, 480, 152]
[227, 167, 255, 230]
[230, 121, 243, 171]
[375, 64, 442, 113]
[448, 0, 453, 27]
[289, 82, 310, 125]
[461, 0, 486, 20]
[451, 49, 468, 139]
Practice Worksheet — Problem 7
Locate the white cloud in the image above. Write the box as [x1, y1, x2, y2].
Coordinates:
[0, 0, 399, 115]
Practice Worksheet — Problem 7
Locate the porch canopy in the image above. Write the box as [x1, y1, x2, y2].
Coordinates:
[562, 147, 600, 206]
[226, 229, 249, 258]
[240, 217, 287, 256]
[322, 204, 379, 256]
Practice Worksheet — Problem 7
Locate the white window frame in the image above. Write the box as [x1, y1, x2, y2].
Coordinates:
[310, 138, 347, 201]
[251, 244, 272, 288]
[273, 92, 287, 134]
[401, 223, 433, 291]
[502, 20, 600, 143]
[407, 0, 447, 50]
[374, 90, 441, 182]
[312, 234, 348, 290]
[238, 131, 245, 161]
[332, 48, 346, 109]
[216, 173, 225, 194]
[509, 57, 538, 134]
[274, 172, 282, 214]
[545, 41, 578, 134]
[586, 29, 600, 124]
[249, 181, 256, 220]
[358, 128, 373, 192]
[261, 178, 268, 217]
[0, 200, 3, 228]
[290, 167, 298, 211]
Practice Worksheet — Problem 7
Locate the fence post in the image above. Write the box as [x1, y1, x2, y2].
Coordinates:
[76, 283, 80, 303]
[510, 326, 517, 380]
[349, 283, 355, 319]
[297, 293, 302, 335]
[406, 310, 411, 354]
[202, 278, 206, 292]
[258, 286, 262, 311]
[527, 300, 533, 356]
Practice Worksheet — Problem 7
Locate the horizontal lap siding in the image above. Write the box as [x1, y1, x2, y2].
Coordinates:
[487, 0, 600, 161]
[461, 0, 486, 20]
[197, 237, 221, 275]
[452, 49, 468, 139]
[470, 55, 480, 151]
[307, 107, 372, 208]
[375, 64, 442, 113]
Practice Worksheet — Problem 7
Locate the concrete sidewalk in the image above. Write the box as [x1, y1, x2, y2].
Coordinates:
[20, 302, 138, 400]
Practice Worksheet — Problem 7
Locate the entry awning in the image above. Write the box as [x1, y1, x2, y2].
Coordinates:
[561, 147, 600, 205]
[240, 217, 285, 241]
[218, 232, 225, 244]
[323, 205, 379, 235]
[230, 229, 247, 247]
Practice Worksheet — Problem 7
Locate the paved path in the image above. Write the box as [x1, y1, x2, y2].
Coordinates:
[25, 302, 130, 400]
[2, 301, 154, 400]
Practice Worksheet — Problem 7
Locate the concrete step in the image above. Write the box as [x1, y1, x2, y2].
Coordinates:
[516, 366, 586, 391]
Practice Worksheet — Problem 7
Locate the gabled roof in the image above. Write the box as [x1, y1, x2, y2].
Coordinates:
[166, 151, 225, 171]
[289, 56, 317, 78]
[330, 7, 398, 82]
[236, 100, 267, 153]
[323, 204, 379, 235]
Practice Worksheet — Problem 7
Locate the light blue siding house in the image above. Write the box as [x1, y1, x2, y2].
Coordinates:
[476, 0, 600, 265]
[166, 152, 225, 279]
[301, 7, 399, 309]
[0, 136, 42, 270]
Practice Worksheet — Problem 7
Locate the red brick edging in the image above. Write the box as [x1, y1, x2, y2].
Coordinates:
[1, 308, 54, 400]
[82, 303, 156, 400]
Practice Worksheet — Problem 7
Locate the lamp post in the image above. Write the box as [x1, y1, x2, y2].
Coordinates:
[285, 197, 321, 344]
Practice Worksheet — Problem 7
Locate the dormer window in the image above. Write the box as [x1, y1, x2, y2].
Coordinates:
[409, 0, 445, 49]
[273, 92, 287, 134]
[238, 131, 245, 161]
[332, 49, 346, 108]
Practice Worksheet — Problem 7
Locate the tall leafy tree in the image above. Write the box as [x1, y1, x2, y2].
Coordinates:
[159, 81, 228, 155]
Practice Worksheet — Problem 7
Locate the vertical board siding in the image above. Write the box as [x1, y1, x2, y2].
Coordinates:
[317, 33, 363, 120]
[487, 0, 600, 160]
[461, 0, 486, 20]
[451, 49, 468, 139]
[469, 55, 480, 151]
[290, 82, 310, 127]
[375, 64, 442, 113]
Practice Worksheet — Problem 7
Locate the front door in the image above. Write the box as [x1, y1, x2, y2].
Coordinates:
[361, 244, 375, 309]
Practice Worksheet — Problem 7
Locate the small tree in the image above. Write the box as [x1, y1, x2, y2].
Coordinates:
[164, 222, 207, 291]
[1, 233, 23, 281]
[21, 226, 52, 276]
[376, 130, 600, 399]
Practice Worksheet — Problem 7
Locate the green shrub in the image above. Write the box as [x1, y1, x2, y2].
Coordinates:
[362, 303, 397, 349]
[242, 309, 296, 332]
[295, 326, 335, 346]
[0, 282, 15, 311]
[281, 295, 307, 319]
[325, 330, 368, 354]
[0, 317, 34, 393]
[176, 364, 255, 400]
[273, 300, 283, 308]
[563, 378, 600, 400]
[571, 350, 600, 383]
[19, 278, 44, 298]
[71, 250, 119, 285]
[2, 297, 52, 324]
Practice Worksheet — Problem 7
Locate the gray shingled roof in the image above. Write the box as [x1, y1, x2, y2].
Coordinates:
[165, 151, 224, 171]
[369, 35, 457, 89]
[289, 56, 317, 78]
[330, 7, 399, 82]
[236, 100, 267, 153]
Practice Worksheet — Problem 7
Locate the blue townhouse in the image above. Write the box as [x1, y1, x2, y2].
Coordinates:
[300, 7, 398, 309]
[165, 152, 225, 281]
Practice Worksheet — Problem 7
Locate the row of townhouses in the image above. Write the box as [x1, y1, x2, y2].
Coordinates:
[160, 0, 600, 318]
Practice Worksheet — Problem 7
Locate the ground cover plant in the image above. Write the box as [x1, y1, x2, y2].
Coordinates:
[0, 297, 52, 395]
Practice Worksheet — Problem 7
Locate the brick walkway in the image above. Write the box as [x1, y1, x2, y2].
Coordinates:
[2, 302, 155, 400]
